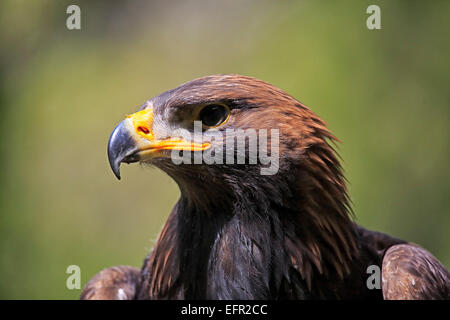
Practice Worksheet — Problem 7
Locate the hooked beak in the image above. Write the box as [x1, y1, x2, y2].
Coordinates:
[107, 107, 210, 180]
[107, 120, 140, 180]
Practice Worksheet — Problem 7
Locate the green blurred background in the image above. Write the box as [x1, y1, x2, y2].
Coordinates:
[0, 0, 449, 299]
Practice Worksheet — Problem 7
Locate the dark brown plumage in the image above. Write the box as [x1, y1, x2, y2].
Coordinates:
[82, 74, 450, 300]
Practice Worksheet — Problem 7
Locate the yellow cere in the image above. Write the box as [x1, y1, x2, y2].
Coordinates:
[127, 108, 211, 152]
[127, 108, 155, 141]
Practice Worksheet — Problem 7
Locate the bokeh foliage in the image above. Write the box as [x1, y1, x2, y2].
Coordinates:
[0, 0, 449, 299]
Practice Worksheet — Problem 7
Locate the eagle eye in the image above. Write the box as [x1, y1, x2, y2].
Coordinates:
[198, 104, 230, 128]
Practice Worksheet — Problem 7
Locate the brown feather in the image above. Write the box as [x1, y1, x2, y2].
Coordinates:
[382, 244, 450, 299]
[81, 266, 140, 300]
[87, 74, 449, 300]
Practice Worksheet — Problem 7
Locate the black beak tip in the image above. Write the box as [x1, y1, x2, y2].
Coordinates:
[108, 136, 122, 180]
[110, 159, 122, 180]
[108, 121, 138, 181]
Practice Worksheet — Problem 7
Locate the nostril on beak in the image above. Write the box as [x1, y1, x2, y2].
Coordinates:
[137, 126, 150, 134]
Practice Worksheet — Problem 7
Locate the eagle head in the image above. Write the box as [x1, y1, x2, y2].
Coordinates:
[108, 75, 343, 208]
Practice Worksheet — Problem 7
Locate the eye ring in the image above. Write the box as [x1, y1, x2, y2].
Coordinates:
[197, 103, 231, 129]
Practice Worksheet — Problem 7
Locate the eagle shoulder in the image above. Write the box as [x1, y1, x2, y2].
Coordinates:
[382, 244, 450, 300]
[81, 265, 140, 300]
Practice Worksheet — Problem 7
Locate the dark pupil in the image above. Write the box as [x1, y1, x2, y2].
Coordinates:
[199, 105, 227, 127]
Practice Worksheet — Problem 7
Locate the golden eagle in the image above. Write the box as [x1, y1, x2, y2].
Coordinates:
[81, 75, 449, 300]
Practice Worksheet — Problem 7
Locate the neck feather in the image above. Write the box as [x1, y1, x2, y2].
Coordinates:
[140, 110, 358, 299]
